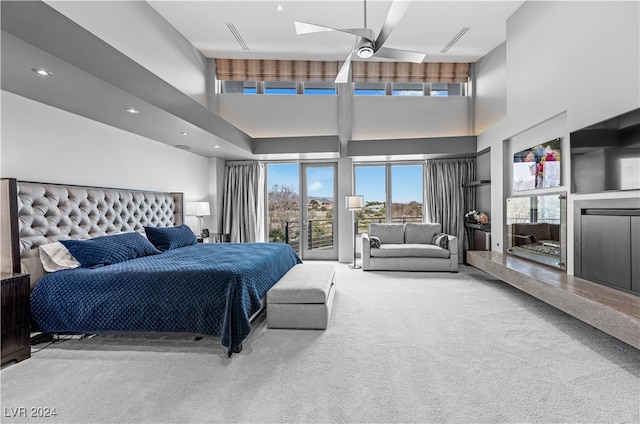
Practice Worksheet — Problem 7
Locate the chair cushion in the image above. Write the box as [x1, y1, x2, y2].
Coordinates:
[404, 223, 442, 244]
[371, 243, 450, 259]
[368, 224, 404, 244]
[268, 263, 335, 304]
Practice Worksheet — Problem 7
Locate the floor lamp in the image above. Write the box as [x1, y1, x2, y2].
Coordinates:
[346, 195, 364, 269]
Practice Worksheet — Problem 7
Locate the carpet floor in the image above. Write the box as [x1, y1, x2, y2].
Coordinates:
[1, 264, 639, 424]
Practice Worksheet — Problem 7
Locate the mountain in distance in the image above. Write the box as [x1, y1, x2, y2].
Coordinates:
[308, 196, 334, 204]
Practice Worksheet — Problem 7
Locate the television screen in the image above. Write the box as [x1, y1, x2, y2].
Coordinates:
[570, 108, 640, 194]
[513, 138, 561, 191]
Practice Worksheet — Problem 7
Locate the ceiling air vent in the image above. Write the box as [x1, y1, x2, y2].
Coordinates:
[225, 22, 249, 51]
[440, 27, 470, 53]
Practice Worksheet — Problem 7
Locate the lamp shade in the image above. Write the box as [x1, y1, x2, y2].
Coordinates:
[345, 195, 364, 211]
[185, 201, 210, 217]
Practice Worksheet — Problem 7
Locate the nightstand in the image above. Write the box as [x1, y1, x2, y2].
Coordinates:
[211, 234, 230, 243]
[1, 273, 31, 365]
[198, 234, 230, 243]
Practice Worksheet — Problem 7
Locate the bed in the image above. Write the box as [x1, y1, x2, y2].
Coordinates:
[0, 179, 301, 357]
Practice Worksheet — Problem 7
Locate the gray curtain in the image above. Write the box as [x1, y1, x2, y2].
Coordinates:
[424, 157, 476, 262]
[223, 161, 265, 243]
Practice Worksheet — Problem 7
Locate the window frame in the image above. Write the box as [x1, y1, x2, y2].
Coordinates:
[303, 81, 337, 95]
[354, 162, 425, 226]
[391, 82, 425, 97]
[220, 80, 467, 97]
[263, 81, 298, 95]
[353, 82, 386, 96]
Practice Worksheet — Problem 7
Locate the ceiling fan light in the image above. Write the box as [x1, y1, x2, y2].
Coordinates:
[357, 45, 374, 59]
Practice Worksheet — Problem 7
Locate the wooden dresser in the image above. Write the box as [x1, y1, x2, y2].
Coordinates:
[1, 273, 31, 365]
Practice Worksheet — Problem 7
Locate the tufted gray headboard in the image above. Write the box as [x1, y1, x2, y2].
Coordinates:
[0, 178, 183, 287]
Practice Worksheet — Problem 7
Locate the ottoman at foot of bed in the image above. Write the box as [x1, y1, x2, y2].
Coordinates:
[266, 263, 336, 330]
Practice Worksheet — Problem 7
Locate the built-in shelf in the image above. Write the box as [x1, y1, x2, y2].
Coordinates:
[467, 250, 640, 350]
[463, 179, 491, 188]
[464, 222, 491, 230]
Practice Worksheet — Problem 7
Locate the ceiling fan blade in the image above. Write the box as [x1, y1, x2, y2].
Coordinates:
[295, 21, 337, 35]
[374, 0, 411, 51]
[335, 52, 354, 84]
[374, 46, 425, 63]
[295, 21, 373, 40]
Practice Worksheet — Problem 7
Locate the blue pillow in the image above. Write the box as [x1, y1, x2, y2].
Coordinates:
[144, 224, 197, 251]
[61, 232, 161, 268]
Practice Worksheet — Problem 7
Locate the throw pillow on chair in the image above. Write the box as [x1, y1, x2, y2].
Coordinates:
[432, 233, 449, 249]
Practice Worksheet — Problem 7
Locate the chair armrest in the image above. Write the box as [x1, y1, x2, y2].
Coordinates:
[362, 233, 371, 255]
[362, 233, 372, 270]
[447, 235, 459, 271]
[447, 235, 458, 253]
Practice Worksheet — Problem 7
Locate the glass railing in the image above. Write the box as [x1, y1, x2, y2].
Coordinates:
[275, 216, 423, 252]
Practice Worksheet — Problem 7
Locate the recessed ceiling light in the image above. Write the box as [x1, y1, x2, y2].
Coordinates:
[277, 5, 283, 11]
[213, 145, 221, 149]
[125, 107, 140, 114]
[175, 145, 192, 150]
[180, 131, 189, 136]
[31, 68, 53, 77]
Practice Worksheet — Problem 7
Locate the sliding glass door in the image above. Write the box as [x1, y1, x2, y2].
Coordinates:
[301, 163, 337, 260]
[266, 163, 300, 251]
[266, 163, 337, 260]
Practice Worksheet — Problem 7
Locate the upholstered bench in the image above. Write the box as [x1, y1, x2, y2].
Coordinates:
[267, 263, 336, 330]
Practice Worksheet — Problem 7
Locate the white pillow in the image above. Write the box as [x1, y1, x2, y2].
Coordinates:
[39, 242, 81, 272]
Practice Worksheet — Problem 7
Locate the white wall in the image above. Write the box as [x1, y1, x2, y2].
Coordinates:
[506, 1, 639, 133]
[0, 91, 210, 232]
[474, 42, 507, 135]
[352, 97, 469, 140]
[219, 94, 471, 140]
[476, 1, 640, 274]
[219, 95, 339, 138]
[45, 1, 207, 106]
[208, 158, 226, 234]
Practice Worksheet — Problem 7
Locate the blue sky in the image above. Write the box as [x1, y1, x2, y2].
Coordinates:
[356, 165, 423, 203]
[267, 164, 423, 204]
[266, 164, 334, 198]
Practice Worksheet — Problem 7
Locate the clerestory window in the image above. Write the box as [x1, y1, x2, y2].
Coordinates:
[216, 59, 469, 96]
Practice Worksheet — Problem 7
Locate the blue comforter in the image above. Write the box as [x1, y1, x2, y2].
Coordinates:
[30, 242, 301, 356]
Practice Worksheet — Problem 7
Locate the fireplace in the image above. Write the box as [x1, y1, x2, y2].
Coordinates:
[506, 194, 567, 269]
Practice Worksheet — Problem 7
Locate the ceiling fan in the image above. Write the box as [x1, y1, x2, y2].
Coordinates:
[294, 0, 426, 83]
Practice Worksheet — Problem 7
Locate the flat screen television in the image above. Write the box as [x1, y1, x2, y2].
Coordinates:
[513, 138, 561, 191]
[570, 108, 640, 194]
